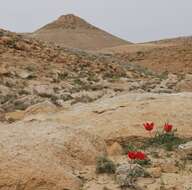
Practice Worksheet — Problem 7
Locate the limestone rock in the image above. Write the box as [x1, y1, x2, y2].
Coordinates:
[107, 142, 123, 156]
[0, 120, 106, 190]
[33, 85, 55, 97]
[0, 85, 11, 96]
[5, 110, 25, 122]
[24, 101, 58, 116]
[160, 161, 179, 173]
[178, 141, 192, 158]
[176, 79, 192, 92]
[146, 167, 162, 178]
[15, 69, 33, 79]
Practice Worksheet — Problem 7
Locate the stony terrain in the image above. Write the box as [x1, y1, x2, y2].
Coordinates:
[2, 28, 191, 122]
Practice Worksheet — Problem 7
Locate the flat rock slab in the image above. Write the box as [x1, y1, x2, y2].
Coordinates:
[24, 92, 192, 141]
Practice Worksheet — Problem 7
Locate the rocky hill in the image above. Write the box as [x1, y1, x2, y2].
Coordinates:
[1, 28, 192, 122]
[0, 28, 153, 122]
[28, 14, 130, 50]
[100, 37, 192, 74]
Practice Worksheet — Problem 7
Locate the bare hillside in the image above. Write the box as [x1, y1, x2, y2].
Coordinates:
[29, 14, 130, 50]
[100, 37, 192, 74]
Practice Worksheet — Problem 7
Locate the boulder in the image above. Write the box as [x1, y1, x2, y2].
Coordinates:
[146, 167, 162, 178]
[5, 110, 25, 122]
[176, 79, 192, 92]
[178, 141, 192, 158]
[107, 142, 123, 156]
[160, 161, 179, 173]
[15, 69, 34, 79]
[33, 85, 55, 97]
[4, 101, 58, 122]
[0, 85, 11, 96]
[24, 101, 58, 116]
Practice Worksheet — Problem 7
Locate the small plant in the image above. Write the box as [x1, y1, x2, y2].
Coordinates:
[158, 71, 169, 81]
[122, 143, 137, 154]
[58, 72, 68, 80]
[148, 129, 185, 151]
[96, 155, 116, 174]
[143, 122, 185, 151]
[127, 151, 151, 167]
[73, 78, 84, 86]
[128, 151, 146, 160]
[134, 158, 151, 167]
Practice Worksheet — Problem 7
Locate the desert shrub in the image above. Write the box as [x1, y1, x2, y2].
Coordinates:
[58, 72, 68, 80]
[96, 155, 116, 174]
[158, 71, 169, 80]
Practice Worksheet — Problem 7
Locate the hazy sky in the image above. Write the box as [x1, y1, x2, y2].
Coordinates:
[0, 0, 191, 42]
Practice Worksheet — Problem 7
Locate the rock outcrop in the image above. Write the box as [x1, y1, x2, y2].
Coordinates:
[0, 121, 106, 190]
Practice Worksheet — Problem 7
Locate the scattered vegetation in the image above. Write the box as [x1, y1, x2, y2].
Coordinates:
[146, 129, 186, 151]
[142, 122, 186, 151]
[96, 155, 116, 174]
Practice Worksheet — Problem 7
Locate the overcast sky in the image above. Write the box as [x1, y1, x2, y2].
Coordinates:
[0, 0, 191, 42]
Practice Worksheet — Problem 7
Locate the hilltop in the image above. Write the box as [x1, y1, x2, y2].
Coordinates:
[1, 28, 170, 122]
[28, 14, 130, 50]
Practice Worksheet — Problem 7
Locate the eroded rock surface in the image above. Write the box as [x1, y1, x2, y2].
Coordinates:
[0, 92, 192, 189]
[0, 121, 106, 190]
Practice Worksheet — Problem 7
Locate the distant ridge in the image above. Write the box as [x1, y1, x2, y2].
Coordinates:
[29, 14, 131, 50]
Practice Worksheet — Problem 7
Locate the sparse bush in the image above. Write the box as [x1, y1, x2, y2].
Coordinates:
[158, 71, 169, 80]
[116, 163, 149, 189]
[96, 155, 116, 174]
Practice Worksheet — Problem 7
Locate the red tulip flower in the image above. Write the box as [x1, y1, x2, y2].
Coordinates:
[128, 151, 146, 160]
[143, 122, 154, 132]
[128, 151, 137, 160]
[135, 151, 146, 160]
[164, 123, 173, 133]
